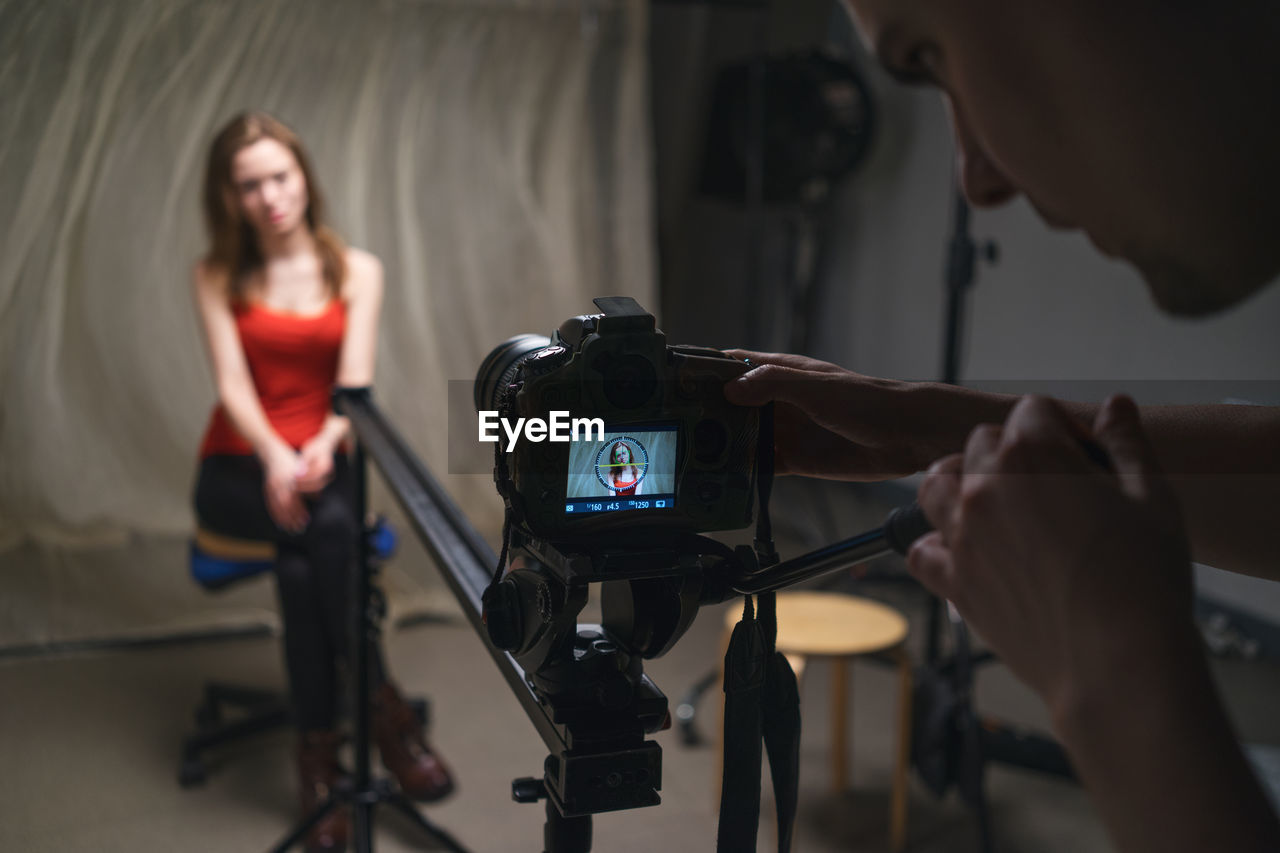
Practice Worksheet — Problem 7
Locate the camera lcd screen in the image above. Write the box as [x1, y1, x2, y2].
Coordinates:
[564, 425, 678, 515]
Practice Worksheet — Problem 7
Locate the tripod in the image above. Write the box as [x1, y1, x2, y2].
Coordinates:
[269, 440, 468, 853]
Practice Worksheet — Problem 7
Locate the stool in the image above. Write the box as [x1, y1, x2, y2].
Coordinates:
[720, 591, 913, 852]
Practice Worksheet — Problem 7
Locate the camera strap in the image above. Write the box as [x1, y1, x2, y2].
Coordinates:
[717, 404, 801, 853]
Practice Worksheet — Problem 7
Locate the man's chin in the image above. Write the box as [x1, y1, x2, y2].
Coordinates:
[1137, 256, 1270, 318]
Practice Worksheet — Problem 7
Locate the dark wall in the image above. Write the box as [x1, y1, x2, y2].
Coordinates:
[648, 0, 843, 351]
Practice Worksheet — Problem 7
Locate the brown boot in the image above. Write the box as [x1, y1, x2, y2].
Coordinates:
[373, 683, 455, 802]
[297, 730, 349, 852]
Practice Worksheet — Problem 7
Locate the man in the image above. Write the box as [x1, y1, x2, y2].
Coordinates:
[726, 2, 1280, 851]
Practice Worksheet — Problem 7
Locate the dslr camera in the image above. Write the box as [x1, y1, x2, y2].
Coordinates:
[472, 297, 767, 818]
[475, 296, 760, 547]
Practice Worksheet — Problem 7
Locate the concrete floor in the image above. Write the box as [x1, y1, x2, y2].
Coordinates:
[0, 594, 1111, 853]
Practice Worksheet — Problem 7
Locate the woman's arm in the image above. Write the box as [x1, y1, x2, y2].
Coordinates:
[296, 249, 384, 492]
[193, 262, 307, 530]
[335, 248, 384, 389]
[193, 262, 294, 461]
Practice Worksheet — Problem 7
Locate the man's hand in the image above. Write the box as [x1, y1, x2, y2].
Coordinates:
[907, 394, 1195, 712]
[723, 350, 944, 480]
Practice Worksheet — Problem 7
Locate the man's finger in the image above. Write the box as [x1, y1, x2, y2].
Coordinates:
[917, 453, 963, 537]
[1092, 394, 1161, 498]
[724, 363, 825, 406]
[1002, 394, 1101, 474]
[963, 423, 1004, 474]
[723, 349, 845, 374]
[906, 531, 957, 601]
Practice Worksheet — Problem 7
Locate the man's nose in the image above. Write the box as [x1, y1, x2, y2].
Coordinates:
[948, 100, 1018, 209]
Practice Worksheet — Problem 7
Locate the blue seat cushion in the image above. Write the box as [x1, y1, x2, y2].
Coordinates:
[190, 529, 275, 591]
[190, 518, 397, 592]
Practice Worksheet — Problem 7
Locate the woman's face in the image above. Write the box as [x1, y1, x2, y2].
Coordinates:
[231, 137, 309, 239]
[614, 443, 631, 465]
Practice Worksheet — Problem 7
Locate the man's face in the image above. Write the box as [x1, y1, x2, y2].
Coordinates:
[843, 0, 1280, 315]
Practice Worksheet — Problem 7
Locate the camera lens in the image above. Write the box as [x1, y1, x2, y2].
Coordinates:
[474, 334, 552, 413]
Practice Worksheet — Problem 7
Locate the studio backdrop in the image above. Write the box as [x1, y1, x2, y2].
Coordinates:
[0, 0, 655, 649]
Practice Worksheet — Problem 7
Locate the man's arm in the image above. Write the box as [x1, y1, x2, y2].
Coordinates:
[725, 351, 1280, 579]
[1100, 404, 1280, 580]
[1053, 627, 1280, 853]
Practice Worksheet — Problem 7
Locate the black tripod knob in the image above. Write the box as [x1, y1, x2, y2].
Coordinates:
[483, 579, 523, 651]
[512, 776, 546, 803]
[884, 502, 934, 555]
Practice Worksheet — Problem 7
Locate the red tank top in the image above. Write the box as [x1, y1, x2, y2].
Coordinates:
[199, 299, 346, 458]
[611, 473, 638, 496]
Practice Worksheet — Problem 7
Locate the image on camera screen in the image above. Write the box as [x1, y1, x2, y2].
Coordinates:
[564, 425, 678, 515]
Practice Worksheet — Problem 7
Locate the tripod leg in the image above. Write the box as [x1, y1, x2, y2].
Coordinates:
[385, 791, 470, 853]
[544, 798, 591, 853]
[353, 801, 375, 853]
[975, 787, 995, 853]
[268, 795, 340, 853]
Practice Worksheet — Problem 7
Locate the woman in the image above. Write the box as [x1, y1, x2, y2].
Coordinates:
[192, 112, 452, 852]
[605, 440, 643, 496]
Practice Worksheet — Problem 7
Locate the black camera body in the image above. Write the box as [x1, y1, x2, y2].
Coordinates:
[477, 297, 759, 544]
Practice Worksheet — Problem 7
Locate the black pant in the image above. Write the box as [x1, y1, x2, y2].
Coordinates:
[195, 454, 385, 731]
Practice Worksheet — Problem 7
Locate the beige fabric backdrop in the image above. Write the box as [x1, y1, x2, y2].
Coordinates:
[0, 0, 655, 649]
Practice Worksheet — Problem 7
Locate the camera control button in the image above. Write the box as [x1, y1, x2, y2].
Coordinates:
[524, 345, 571, 377]
[697, 481, 722, 503]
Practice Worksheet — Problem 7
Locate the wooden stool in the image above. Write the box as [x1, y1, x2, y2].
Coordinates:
[720, 591, 913, 852]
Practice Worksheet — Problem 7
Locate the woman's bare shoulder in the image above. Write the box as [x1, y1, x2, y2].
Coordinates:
[192, 258, 232, 296]
[342, 247, 384, 299]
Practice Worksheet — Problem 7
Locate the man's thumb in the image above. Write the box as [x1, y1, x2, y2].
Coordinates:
[1093, 394, 1160, 491]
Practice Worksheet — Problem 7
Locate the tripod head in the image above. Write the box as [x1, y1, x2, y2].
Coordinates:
[482, 530, 751, 817]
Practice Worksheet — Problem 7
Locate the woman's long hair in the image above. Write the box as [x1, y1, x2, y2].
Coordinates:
[201, 111, 346, 301]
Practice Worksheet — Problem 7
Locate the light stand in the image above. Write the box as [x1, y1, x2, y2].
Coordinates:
[925, 184, 998, 662]
[917, 183, 1080, 853]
